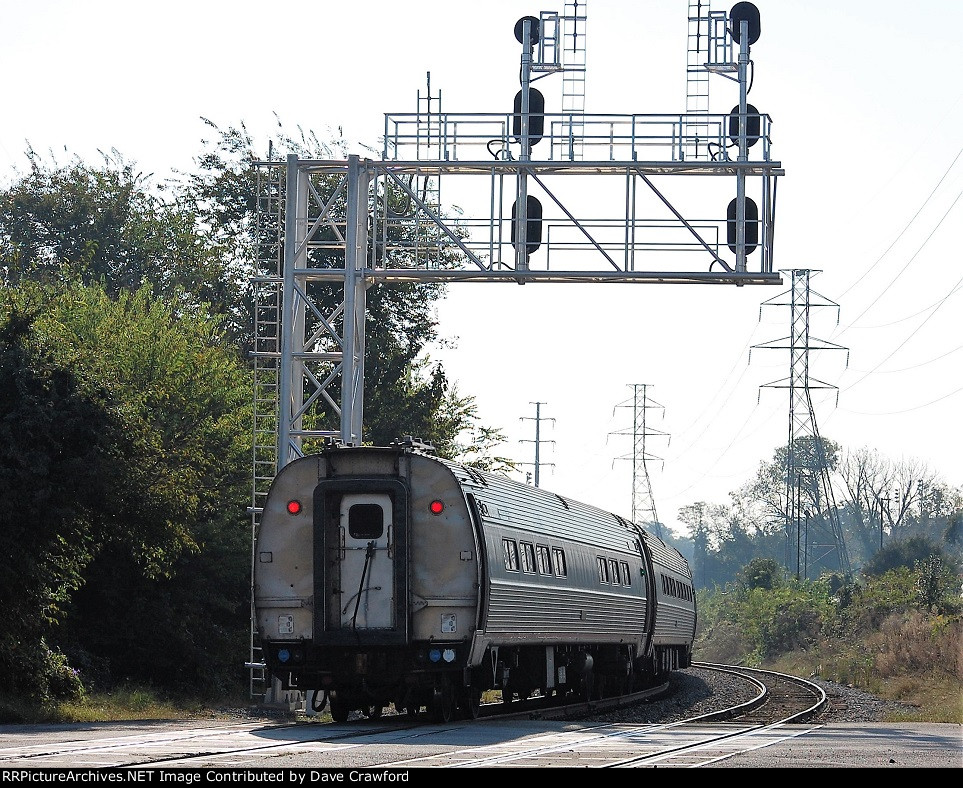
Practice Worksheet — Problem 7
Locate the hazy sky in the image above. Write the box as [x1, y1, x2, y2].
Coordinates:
[4, 1, 960, 536]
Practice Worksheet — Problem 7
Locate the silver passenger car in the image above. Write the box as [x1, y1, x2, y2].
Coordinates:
[255, 441, 695, 722]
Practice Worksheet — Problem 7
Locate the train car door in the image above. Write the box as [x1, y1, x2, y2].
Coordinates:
[339, 493, 394, 629]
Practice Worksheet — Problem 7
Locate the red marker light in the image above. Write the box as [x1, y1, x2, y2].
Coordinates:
[429, 500, 444, 515]
[286, 500, 303, 515]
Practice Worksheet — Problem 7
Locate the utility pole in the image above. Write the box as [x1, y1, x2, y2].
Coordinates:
[879, 494, 891, 551]
[520, 401, 555, 486]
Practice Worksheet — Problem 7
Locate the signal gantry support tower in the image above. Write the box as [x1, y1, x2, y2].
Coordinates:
[611, 384, 669, 537]
[519, 401, 556, 486]
[752, 269, 851, 577]
[249, 2, 783, 700]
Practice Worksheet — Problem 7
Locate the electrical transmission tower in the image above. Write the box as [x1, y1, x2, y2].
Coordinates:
[520, 401, 555, 486]
[752, 269, 851, 577]
[611, 384, 669, 537]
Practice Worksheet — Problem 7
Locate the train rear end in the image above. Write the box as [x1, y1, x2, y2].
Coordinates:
[253, 445, 482, 721]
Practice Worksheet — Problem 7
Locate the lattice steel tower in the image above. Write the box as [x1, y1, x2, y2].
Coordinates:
[611, 384, 669, 538]
[752, 269, 851, 577]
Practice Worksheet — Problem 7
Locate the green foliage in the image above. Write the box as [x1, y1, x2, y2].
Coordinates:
[32, 281, 251, 576]
[0, 294, 124, 700]
[914, 555, 959, 613]
[695, 575, 835, 664]
[862, 534, 959, 579]
[697, 561, 963, 673]
[0, 148, 236, 321]
[44, 281, 251, 693]
[738, 557, 785, 591]
[0, 279, 251, 697]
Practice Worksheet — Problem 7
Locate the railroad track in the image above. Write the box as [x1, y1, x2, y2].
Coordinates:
[0, 664, 830, 768]
[689, 662, 827, 724]
[476, 661, 825, 726]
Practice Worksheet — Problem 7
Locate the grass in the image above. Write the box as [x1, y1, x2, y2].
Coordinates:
[765, 653, 963, 724]
[0, 685, 253, 725]
[751, 610, 963, 724]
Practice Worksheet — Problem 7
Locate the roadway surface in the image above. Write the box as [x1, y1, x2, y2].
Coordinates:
[0, 717, 959, 770]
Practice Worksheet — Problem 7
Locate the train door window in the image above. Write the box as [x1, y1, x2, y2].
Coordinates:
[348, 503, 384, 539]
[552, 547, 567, 577]
[620, 560, 631, 586]
[503, 538, 519, 572]
[609, 558, 621, 585]
[536, 544, 552, 574]
[520, 542, 536, 573]
[597, 557, 609, 584]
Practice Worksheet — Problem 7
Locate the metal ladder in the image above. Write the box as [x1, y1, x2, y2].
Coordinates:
[684, 1, 734, 161]
[247, 161, 284, 704]
[535, 2, 588, 161]
[684, 1, 712, 161]
[410, 77, 443, 267]
[560, 1, 587, 160]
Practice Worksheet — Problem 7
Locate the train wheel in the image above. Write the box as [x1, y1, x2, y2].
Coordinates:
[458, 687, 482, 720]
[362, 705, 383, 719]
[329, 695, 350, 723]
[430, 678, 455, 723]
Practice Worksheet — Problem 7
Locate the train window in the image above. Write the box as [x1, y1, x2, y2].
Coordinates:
[520, 542, 536, 573]
[620, 561, 631, 586]
[503, 538, 519, 572]
[348, 503, 384, 539]
[597, 557, 609, 584]
[552, 547, 567, 577]
[536, 544, 552, 574]
[609, 558, 621, 585]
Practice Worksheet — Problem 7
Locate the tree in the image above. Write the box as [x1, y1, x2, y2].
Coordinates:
[0, 291, 123, 702]
[0, 279, 253, 698]
[738, 558, 785, 591]
[0, 128, 511, 467]
[0, 147, 235, 318]
[861, 535, 959, 579]
[836, 447, 958, 567]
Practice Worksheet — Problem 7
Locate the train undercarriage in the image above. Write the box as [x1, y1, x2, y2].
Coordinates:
[270, 640, 690, 723]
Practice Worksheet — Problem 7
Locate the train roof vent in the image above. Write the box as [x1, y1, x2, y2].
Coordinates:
[391, 436, 437, 454]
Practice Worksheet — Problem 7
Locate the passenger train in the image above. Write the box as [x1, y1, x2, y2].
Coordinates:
[253, 439, 696, 722]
